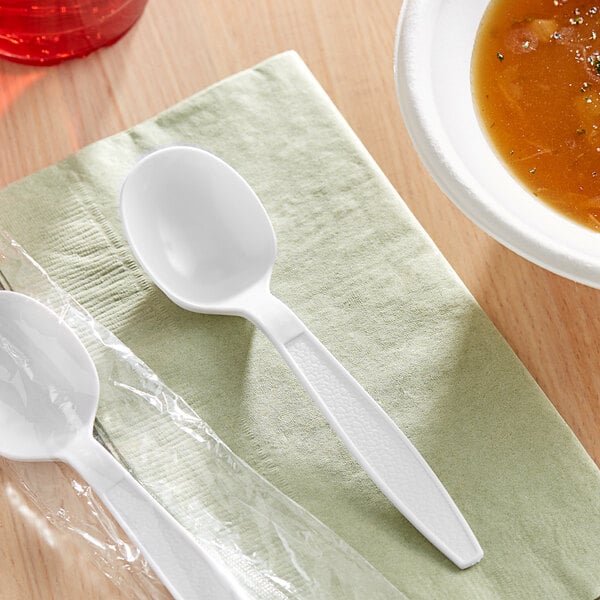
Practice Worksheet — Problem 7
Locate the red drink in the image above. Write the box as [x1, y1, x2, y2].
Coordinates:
[0, 0, 148, 65]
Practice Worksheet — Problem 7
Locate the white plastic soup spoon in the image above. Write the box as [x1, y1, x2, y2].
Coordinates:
[0, 291, 247, 600]
[120, 146, 483, 569]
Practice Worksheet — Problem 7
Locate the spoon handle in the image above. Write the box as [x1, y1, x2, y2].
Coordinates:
[247, 293, 483, 569]
[63, 437, 248, 600]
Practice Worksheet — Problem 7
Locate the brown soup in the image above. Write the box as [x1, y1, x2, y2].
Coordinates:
[472, 0, 600, 230]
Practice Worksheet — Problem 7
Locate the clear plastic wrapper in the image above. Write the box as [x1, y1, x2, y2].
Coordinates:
[0, 232, 408, 600]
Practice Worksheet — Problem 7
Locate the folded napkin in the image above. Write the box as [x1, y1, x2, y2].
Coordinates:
[1, 51, 599, 599]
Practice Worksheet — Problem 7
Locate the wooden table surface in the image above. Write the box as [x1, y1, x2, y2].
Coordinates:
[0, 1, 598, 598]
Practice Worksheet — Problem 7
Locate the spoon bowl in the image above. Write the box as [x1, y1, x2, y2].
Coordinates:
[120, 146, 276, 314]
[0, 292, 97, 461]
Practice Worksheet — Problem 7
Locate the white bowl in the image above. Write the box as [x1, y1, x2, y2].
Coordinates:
[394, 0, 600, 288]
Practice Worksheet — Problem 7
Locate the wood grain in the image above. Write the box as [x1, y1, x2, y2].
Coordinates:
[0, 0, 598, 597]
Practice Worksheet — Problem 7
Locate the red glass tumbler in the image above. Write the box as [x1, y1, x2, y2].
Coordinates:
[0, 0, 148, 65]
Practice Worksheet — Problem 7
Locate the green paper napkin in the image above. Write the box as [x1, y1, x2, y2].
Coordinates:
[1, 51, 599, 599]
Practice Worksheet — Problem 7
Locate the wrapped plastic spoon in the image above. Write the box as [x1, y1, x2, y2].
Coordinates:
[120, 145, 483, 569]
[0, 291, 248, 600]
